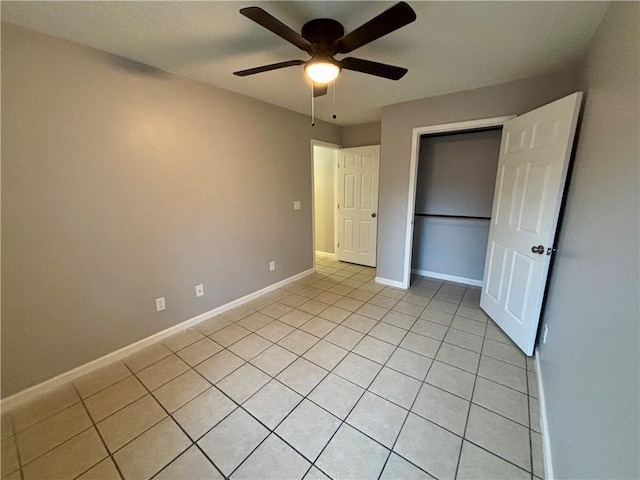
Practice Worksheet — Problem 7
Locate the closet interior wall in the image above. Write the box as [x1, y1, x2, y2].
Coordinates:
[411, 128, 502, 284]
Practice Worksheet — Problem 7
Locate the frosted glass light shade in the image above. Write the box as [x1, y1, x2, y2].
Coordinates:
[305, 61, 340, 84]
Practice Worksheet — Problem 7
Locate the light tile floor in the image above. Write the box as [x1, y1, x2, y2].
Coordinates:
[1, 257, 544, 480]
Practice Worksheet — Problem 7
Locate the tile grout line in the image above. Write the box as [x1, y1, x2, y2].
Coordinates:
[224, 304, 406, 477]
[13, 406, 95, 472]
[7, 386, 135, 478]
[28, 336, 480, 476]
[461, 292, 536, 477]
[375, 277, 460, 480]
[119, 361, 227, 480]
[70, 384, 125, 480]
[15, 426, 90, 472]
[9, 396, 86, 439]
[219, 271, 491, 479]
[283, 266, 463, 477]
[430, 282, 533, 477]
[453, 284, 536, 477]
[11, 260, 528, 480]
[306, 357, 391, 478]
[265, 276, 427, 478]
[106, 364, 181, 476]
[85, 358, 187, 422]
[373, 278, 533, 478]
[125, 352, 243, 477]
[172, 386, 239, 479]
[74, 359, 226, 479]
[525, 360, 535, 480]
[453, 284, 487, 480]
[7, 260, 369, 479]
[147, 364, 231, 479]
[209, 268, 378, 479]
[406, 379, 534, 441]
[345, 276, 456, 479]
[76, 294, 508, 426]
[9, 413, 25, 480]
[159, 279, 374, 478]
[225, 385, 322, 478]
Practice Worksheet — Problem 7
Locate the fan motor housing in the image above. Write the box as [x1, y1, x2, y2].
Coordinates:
[301, 18, 344, 54]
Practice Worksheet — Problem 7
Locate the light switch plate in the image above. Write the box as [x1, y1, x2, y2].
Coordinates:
[293, 201, 301, 210]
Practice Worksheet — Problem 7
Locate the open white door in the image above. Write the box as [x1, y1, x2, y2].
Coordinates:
[481, 92, 582, 355]
[337, 145, 380, 267]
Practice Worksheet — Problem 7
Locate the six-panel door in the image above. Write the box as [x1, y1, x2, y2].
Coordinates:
[480, 93, 583, 355]
[337, 146, 380, 267]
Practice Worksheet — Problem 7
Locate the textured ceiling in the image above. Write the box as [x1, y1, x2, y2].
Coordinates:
[2, 1, 609, 125]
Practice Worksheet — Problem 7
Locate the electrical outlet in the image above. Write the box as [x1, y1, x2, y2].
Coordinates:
[155, 297, 166, 312]
[269, 261, 276, 271]
[542, 324, 549, 343]
[195, 284, 204, 297]
[293, 201, 301, 210]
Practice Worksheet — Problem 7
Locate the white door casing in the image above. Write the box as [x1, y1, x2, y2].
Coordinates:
[481, 92, 583, 355]
[337, 145, 380, 267]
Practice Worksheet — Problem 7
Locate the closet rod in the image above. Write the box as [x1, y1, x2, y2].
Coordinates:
[415, 213, 491, 221]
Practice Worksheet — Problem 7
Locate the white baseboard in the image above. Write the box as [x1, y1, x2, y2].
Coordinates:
[411, 269, 484, 287]
[315, 250, 336, 260]
[535, 353, 554, 480]
[1, 267, 315, 412]
[374, 276, 408, 289]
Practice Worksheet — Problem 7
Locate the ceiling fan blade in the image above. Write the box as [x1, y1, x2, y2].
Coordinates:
[313, 83, 328, 97]
[240, 7, 314, 53]
[340, 57, 408, 80]
[333, 2, 416, 54]
[233, 60, 305, 77]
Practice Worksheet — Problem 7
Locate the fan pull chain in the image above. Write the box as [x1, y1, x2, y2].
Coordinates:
[332, 79, 337, 120]
[311, 82, 315, 126]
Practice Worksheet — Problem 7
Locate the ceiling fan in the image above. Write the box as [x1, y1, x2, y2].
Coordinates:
[233, 2, 417, 97]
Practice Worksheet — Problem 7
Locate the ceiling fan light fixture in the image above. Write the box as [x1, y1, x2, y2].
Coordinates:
[305, 60, 340, 84]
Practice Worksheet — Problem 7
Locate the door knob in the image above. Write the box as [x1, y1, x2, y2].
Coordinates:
[371, 213, 377, 218]
[531, 245, 544, 255]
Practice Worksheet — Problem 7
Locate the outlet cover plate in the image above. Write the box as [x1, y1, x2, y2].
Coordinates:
[155, 297, 166, 312]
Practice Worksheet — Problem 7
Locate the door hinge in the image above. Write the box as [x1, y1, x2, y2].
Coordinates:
[337, 204, 340, 210]
[337, 242, 340, 248]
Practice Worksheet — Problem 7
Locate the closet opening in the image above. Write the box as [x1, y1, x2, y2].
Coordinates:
[409, 126, 503, 287]
[411, 127, 502, 286]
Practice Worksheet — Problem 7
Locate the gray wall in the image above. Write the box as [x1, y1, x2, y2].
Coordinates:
[313, 146, 335, 254]
[537, 3, 640, 478]
[1, 24, 341, 397]
[412, 217, 490, 281]
[412, 129, 501, 281]
[377, 69, 579, 283]
[342, 122, 381, 148]
[414, 130, 501, 217]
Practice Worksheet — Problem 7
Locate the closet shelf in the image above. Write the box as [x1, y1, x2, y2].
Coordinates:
[415, 213, 491, 221]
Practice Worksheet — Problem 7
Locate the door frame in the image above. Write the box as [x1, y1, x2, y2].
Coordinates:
[402, 115, 516, 289]
[311, 139, 341, 270]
